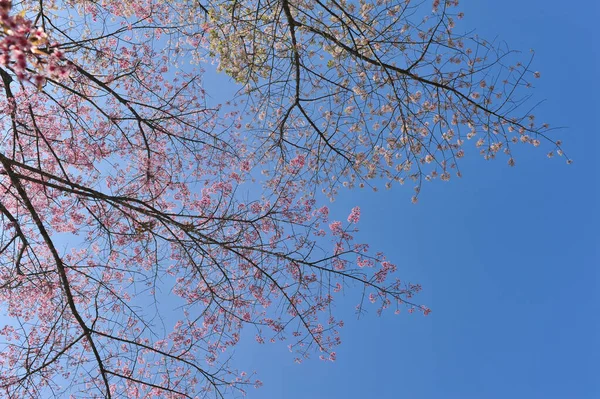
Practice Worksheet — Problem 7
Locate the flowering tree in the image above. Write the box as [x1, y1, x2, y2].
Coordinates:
[0, 0, 566, 397]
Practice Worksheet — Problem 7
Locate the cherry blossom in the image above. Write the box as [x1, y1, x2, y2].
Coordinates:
[0, 0, 567, 397]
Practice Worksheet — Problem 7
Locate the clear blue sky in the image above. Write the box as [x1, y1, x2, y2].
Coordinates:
[223, 1, 599, 398]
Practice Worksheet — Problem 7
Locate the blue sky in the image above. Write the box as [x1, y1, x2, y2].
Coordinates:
[224, 1, 598, 398]
[0, 1, 596, 398]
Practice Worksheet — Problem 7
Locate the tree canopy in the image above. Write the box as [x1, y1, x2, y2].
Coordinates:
[0, 0, 567, 397]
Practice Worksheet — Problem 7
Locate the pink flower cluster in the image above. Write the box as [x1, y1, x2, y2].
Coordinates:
[0, 0, 69, 84]
[347, 206, 361, 223]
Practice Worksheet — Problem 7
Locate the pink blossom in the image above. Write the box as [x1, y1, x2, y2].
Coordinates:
[347, 206, 361, 223]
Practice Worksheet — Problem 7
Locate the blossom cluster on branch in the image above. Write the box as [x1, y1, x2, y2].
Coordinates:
[0, 0, 69, 86]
